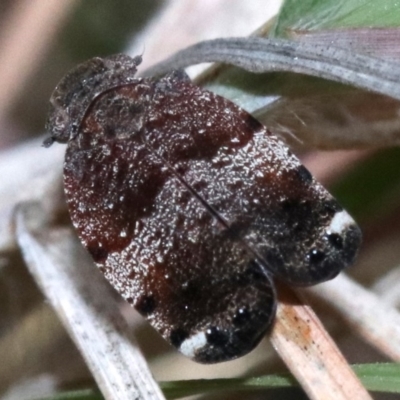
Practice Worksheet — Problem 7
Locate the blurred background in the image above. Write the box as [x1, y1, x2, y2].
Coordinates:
[0, 0, 281, 148]
[1, 1, 400, 399]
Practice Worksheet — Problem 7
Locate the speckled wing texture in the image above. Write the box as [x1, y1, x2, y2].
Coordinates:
[144, 72, 361, 286]
[45, 54, 361, 364]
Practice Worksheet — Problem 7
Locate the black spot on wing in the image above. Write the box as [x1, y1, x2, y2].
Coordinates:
[87, 245, 108, 263]
[136, 294, 156, 315]
[170, 328, 189, 348]
[233, 307, 250, 326]
[323, 200, 343, 215]
[206, 327, 228, 346]
[327, 233, 344, 249]
[296, 165, 313, 184]
[307, 249, 326, 264]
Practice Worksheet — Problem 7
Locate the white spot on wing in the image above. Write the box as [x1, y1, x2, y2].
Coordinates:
[328, 210, 354, 234]
[179, 331, 207, 358]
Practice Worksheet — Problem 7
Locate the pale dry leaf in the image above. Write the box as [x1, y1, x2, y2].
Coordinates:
[144, 37, 400, 102]
[290, 28, 400, 62]
[305, 273, 400, 361]
[0, 139, 64, 252]
[15, 202, 165, 400]
[271, 285, 372, 400]
[372, 264, 400, 308]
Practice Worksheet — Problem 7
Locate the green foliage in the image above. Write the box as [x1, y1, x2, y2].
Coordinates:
[273, 0, 400, 34]
[35, 363, 400, 399]
[332, 148, 400, 221]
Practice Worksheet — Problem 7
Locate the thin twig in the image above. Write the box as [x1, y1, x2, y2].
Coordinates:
[270, 285, 372, 400]
[373, 264, 400, 307]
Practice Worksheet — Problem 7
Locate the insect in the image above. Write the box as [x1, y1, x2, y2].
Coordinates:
[44, 54, 361, 364]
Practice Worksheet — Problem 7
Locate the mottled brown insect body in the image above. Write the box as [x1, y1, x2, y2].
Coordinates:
[45, 54, 361, 363]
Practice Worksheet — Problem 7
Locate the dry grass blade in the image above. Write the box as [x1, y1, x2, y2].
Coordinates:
[0, 139, 64, 252]
[14, 202, 165, 400]
[373, 265, 400, 307]
[305, 273, 400, 361]
[143, 37, 400, 101]
[270, 284, 372, 400]
[290, 28, 400, 62]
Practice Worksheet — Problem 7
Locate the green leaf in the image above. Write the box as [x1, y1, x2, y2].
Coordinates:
[273, 0, 400, 35]
[34, 388, 102, 400]
[353, 363, 400, 393]
[331, 148, 400, 222]
[159, 374, 297, 399]
[160, 363, 400, 398]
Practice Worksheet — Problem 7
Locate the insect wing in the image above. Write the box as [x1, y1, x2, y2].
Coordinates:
[47, 54, 362, 364]
[63, 84, 275, 363]
[143, 74, 361, 286]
